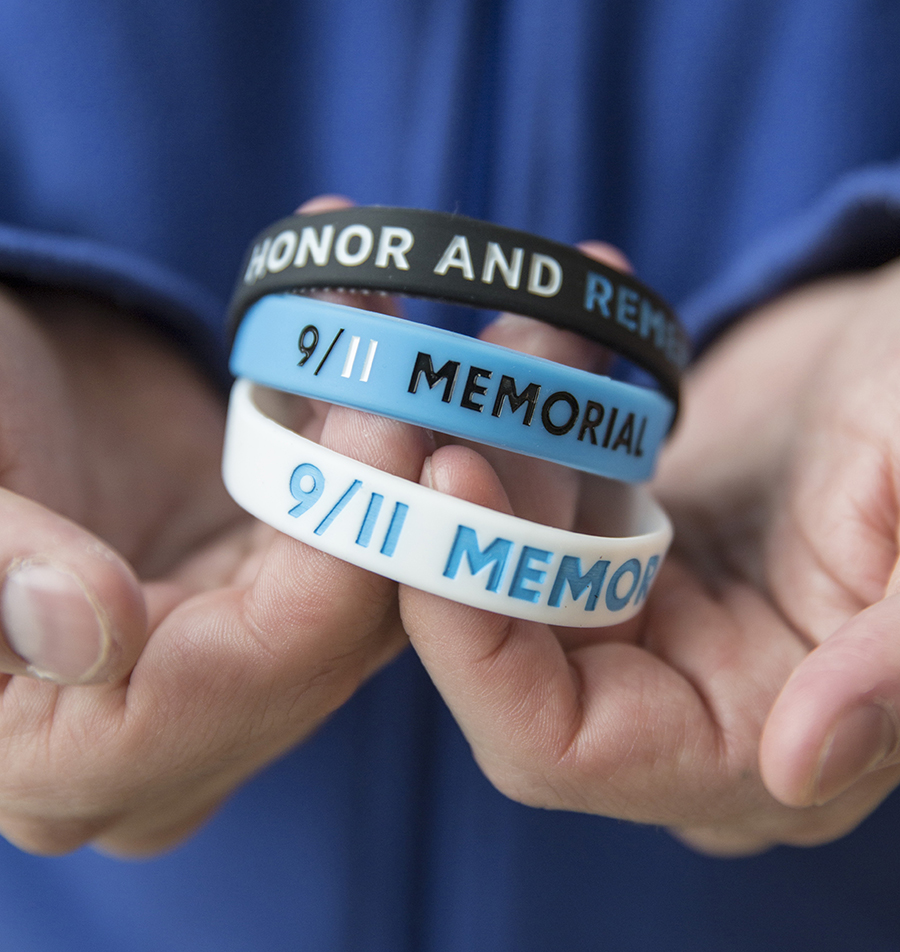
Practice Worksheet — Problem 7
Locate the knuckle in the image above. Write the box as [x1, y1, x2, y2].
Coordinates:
[476, 749, 581, 811]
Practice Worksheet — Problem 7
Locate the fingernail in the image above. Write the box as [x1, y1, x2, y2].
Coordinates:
[0, 562, 109, 683]
[421, 456, 434, 489]
[813, 703, 899, 805]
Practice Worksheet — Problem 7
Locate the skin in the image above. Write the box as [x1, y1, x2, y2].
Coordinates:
[0, 194, 898, 859]
[402, 259, 900, 855]
[0, 197, 433, 856]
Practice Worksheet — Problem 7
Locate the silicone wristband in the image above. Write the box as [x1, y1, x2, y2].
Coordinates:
[227, 206, 690, 405]
[231, 294, 674, 483]
[223, 378, 673, 627]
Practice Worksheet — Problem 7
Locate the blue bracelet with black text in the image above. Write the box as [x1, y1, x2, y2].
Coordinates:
[230, 294, 675, 482]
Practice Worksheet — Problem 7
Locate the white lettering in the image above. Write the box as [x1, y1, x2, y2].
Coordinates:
[434, 235, 475, 280]
[375, 226, 414, 270]
[294, 225, 335, 267]
[244, 238, 272, 283]
[335, 225, 374, 266]
[481, 242, 523, 289]
[527, 253, 562, 297]
[266, 230, 299, 273]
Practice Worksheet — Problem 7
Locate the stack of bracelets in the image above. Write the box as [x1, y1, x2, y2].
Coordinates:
[222, 207, 690, 627]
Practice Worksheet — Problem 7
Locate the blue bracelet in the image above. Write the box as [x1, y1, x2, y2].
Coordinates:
[230, 294, 675, 482]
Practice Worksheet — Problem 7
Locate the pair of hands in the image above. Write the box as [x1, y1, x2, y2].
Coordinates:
[0, 195, 898, 859]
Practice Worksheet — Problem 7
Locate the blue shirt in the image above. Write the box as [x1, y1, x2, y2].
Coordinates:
[1, 2, 900, 949]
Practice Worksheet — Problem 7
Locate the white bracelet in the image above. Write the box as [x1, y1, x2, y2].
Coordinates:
[223, 379, 673, 627]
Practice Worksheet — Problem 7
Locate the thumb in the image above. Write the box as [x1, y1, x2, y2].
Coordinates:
[0, 488, 146, 684]
[760, 591, 900, 807]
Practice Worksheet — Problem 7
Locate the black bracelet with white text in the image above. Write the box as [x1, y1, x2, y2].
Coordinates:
[227, 207, 689, 405]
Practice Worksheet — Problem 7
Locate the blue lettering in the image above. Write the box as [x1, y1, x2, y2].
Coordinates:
[314, 479, 361, 535]
[639, 299, 668, 347]
[356, 493, 383, 547]
[584, 272, 613, 317]
[380, 502, 408, 557]
[605, 558, 642, 612]
[548, 556, 610, 611]
[633, 554, 660, 604]
[508, 546, 552, 603]
[615, 288, 639, 331]
[288, 462, 325, 518]
[443, 526, 512, 592]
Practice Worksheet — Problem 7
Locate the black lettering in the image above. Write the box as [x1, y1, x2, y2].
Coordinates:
[577, 400, 605, 443]
[601, 407, 619, 448]
[634, 416, 647, 458]
[611, 412, 636, 454]
[541, 391, 579, 436]
[491, 375, 540, 426]
[461, 366, 492, 412]
[408, 352, 460, 403]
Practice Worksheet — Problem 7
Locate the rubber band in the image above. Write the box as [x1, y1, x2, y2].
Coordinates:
[222, 378, 673, 627]
[227, 206, 690, 405]
[231, 294, 675, 482]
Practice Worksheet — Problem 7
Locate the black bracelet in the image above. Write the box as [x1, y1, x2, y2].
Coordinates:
[227, 207, 689, 403]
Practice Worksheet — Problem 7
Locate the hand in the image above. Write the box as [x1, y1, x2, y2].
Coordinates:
[0, 196, 430, 856]
[400, 255, 900, 855]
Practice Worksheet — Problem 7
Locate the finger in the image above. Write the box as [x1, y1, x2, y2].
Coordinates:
[0, 488, 146, 684]
[399, 443, 588, 793]
[763, 411, 894, 645]
[165, 394, 435, 702]
[294, 195, 401, 438]
[400, 444, 822, 832]
[578, 239, 632, 274]
[238, 397, 435, 670]
[478, 237, 631, 373]
[74, 402, 436, 855]
[399, 446, 689, 812]
[296, 193, 354, 215]
[745, 276, 900, 645]
[761, 591, 900, 808]
[478, 311, 611, 374]
[466, 238, 634, 525]
[470, 310, 603, 528]
[445, 315, 585, 528]
[0, 401, 435, 857]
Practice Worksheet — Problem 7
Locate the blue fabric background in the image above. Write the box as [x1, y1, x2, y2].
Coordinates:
[1, 2, 900, 948]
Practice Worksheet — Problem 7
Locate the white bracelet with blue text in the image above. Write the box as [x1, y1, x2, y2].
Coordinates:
[223, 378, 672, 627]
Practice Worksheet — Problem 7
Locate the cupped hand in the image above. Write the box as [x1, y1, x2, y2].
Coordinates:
[400, 254, 900, 855]
[0, 196, 432, 856]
